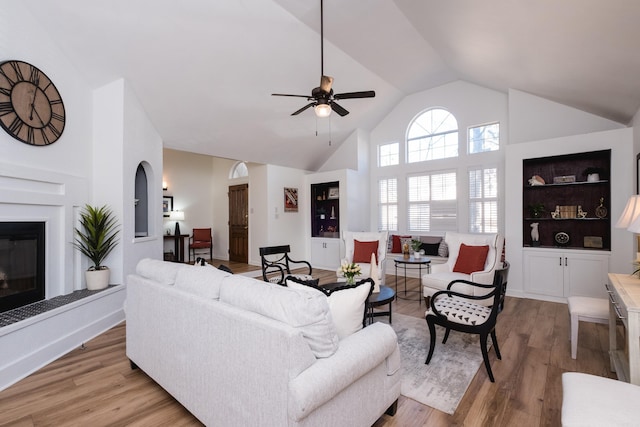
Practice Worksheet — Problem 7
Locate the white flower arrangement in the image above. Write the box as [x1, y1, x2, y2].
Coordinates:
[337, 260, 361, 283]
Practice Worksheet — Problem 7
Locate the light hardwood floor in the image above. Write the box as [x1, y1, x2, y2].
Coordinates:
[0, 261, 616, 426]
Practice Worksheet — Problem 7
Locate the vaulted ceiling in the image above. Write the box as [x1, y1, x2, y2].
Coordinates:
[22, 0, 640, 170]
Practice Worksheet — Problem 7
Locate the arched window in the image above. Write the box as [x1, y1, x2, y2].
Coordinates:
[406, 108, 458, 163]
[230, 161, 248, 179]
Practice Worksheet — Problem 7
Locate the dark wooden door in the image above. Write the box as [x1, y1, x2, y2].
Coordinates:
[228, 184, 248, 263]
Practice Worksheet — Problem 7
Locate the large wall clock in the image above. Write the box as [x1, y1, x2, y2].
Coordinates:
[0, 60, 66, 146]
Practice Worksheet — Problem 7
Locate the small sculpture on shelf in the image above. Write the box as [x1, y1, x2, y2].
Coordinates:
[528, 175, 545, 186]
[583, 167, 604, 182]
[595, 197, 608, 219]
[530, 222, 540, 246]
[577, 205, 587, 218]
[551, 205, 561, 219]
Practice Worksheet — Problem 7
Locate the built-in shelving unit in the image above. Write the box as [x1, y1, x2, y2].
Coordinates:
[310, 181, 340, 238]
[522, 149, 611, 250]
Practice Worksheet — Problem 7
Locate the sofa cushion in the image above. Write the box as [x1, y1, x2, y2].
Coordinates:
[438, 240, 449, 257]
[220, 275, 339, 358]
[420, 236, 443, 245]
[353, 239, 379, 264]
[173, 264, 231, 300]
[428, 296, 491, 326]
[453, 244, 490, 274]
[286, 277, 374, 340]
[391, 234, 412, 253]
[136, 258, 185, 286]
[420, 242, 440, 256]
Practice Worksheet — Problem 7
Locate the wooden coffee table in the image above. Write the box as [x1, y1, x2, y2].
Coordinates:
[322, 283, 395, 325]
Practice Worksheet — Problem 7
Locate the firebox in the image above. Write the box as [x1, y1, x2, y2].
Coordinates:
[0, 222, 45, 313]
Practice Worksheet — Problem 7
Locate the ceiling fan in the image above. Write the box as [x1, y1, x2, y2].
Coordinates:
[272, 0, 375, 118]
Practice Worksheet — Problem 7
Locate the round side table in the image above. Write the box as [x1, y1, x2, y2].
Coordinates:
[394, 256, 431, 305]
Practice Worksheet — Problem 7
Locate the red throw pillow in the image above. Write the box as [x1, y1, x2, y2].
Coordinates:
[452, 244, 490, 274]
[391, 235, 411, 253]
[353, 240, 379, 264]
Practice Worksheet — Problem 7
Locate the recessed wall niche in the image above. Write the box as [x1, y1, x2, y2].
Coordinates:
[135, 163, 149, 237]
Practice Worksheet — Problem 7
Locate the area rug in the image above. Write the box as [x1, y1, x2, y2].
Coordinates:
[378, 313, 485, 415]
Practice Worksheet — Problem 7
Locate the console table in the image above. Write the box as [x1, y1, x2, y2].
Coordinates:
[606, 273, 640, 385]
[163, 234, 189, 263]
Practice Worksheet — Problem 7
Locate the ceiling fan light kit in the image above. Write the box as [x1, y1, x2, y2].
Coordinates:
[272, 0, 375, 118]
[314, 103, 331, 118]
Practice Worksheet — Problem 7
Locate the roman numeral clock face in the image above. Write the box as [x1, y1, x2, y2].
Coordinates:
[0, 60, 65, 146]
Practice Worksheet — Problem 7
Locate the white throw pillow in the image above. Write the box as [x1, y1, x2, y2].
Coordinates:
[286, 277, 373, 340]
[220, 276, 339, 358]
[174, 264, 231, 300]
[135, 258, 186, 286]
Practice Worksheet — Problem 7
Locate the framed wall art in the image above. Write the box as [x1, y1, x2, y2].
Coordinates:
[163, 196, 173, 217]
[327, 187, 339, 199]
[284, 187, 298, 212]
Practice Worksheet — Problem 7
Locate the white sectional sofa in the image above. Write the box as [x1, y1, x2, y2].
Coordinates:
[126, 259, 401, 427]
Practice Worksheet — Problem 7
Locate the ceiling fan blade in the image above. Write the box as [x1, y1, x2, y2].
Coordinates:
[334, 90, 376, 100]
[320, 75, 333, 93]
[272, 93, 310, 98]
[291, 102, 316, 116]
[330, 101, 349, 117]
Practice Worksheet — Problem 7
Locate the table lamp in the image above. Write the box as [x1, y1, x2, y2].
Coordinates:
[169, 210, 185, 236]
[616, 195, 640, 261]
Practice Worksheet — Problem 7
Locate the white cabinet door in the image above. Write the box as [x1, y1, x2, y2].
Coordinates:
[565, 253, 609, 298]
[311, 238, 340, 270]
[524, 249, 609, 299]
[524, 251, 565, 298]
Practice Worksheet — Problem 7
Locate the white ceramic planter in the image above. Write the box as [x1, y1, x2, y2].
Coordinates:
[86, 268, 110, 290]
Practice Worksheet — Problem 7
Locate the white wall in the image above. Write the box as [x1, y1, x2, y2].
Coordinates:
[162, 148, 216, 254]
[211, 157, 241, 261]
[92, 79, 164, 285]
[0, 3, 156, 391]
[258, 164, 307, 263]
[509, 89, 625, 144]
[122, 82, 164, 275]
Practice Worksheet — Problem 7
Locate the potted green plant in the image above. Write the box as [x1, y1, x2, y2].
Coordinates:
[528, 202, 546, 218]
[411, 239, 423, 258]
[73, 204, 120, 290]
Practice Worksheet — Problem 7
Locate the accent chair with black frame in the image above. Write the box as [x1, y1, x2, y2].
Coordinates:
[259, 245, 313, 285]
[189, 228, 213, 263]
[425, 261, 510, 383]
